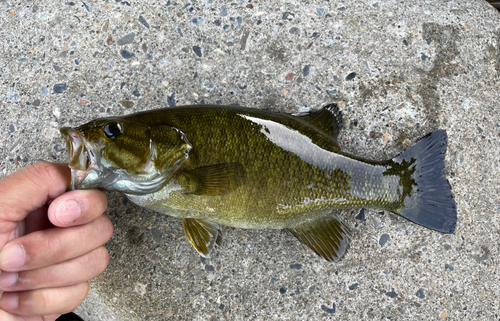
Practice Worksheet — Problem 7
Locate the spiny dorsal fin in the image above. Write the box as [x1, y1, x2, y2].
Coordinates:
[295, 104, 343, 141]
[176, 163, 246, 195]
[285, 215, 351, 262]
[182, 218, 223, 257]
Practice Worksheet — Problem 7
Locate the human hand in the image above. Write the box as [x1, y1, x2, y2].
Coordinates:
[0, 162, 113, 321]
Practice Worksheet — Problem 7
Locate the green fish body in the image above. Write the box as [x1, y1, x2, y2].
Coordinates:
[61, 104, 456, 262]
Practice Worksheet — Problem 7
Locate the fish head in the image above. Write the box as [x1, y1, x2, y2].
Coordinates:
[60, 118, 192, 194]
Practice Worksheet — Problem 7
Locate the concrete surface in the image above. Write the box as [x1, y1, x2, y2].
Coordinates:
[1, 0, 500, 320]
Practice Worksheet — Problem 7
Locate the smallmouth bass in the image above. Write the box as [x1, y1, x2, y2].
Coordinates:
[60, 104, 457, 262]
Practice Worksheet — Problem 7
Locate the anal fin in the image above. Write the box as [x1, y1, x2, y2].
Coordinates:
[182, 218, 223, 258]
[285, 215, 351, 262]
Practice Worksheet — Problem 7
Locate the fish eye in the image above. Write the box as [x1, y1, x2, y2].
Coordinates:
[103, 122, 123, 139]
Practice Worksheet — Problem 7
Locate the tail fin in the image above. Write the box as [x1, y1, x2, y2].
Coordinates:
[391, 130, 457, 233]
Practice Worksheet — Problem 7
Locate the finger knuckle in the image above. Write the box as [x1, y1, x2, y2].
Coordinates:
[93, 247, 110, 272]
[37, 284, 88, 314]
[85, 247, 110, 276]
[96, 216, 114, 241]
[45, 232, 67, 261]
[43, 314, 62, 321]
[72, 282, 89, 306]
[26, 162, 54, 181]
[23, 162, 63, 193]
[39, 287, 54, 310]
[86, 190, 109, 215]
[97, 191, 109, 210]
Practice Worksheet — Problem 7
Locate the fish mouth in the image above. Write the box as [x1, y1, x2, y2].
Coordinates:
[60, 126, 189, 194]
[60, 127, 99, 190]
[60, 127, 172, 194]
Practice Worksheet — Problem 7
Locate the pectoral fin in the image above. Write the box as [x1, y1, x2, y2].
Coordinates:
[182, 218, 223, 257]
[176, 163, 245, 195]
[285, 215, 351, 262]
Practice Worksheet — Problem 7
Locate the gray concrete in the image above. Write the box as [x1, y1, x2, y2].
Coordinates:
[1, 0, 500, 320]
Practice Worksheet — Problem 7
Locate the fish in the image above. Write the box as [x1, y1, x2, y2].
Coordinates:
[60, 104, 457, 262]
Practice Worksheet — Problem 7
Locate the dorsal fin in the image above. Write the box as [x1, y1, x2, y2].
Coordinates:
[294, 104, 343, 141]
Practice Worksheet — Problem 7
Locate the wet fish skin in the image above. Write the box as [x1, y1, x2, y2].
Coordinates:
[61, 104, 457, 262]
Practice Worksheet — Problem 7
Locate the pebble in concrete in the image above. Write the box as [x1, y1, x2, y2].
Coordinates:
[1, 1, 499, 320]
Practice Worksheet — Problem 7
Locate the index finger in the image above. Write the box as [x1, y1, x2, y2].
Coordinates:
[0, 162, 69, 244]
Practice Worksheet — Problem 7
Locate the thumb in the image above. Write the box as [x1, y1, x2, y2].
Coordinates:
[0, 162, 70, 249]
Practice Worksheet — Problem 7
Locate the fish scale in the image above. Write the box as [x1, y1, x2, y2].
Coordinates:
[61, 104, 457, 262]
